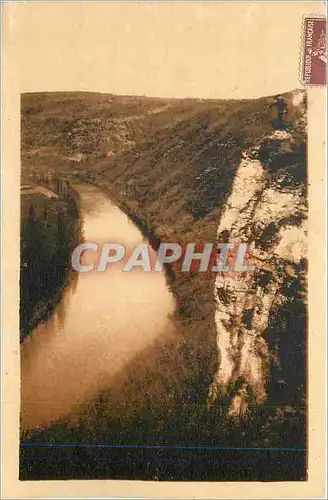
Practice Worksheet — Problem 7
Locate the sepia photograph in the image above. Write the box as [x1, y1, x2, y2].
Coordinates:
[1, 1, 326, 498]
[20, 88, 309, 482]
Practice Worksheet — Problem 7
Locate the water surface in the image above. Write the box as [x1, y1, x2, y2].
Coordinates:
[21, 183, 175, 430]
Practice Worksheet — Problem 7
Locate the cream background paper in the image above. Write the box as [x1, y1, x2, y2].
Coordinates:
[1, 1, 326, 498]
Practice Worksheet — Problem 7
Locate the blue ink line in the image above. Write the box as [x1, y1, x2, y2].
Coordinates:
[20, 443, 306, 452]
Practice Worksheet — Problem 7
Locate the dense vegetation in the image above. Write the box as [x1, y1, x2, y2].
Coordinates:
[20, 176, 80, 340]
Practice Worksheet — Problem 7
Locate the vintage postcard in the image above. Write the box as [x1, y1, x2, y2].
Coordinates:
[1, 2, 326, 498]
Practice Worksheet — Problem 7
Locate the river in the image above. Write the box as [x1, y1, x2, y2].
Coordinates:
[21, 183, 175, 431]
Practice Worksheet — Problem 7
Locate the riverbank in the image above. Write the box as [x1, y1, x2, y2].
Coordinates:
[20, 180, 81, 341]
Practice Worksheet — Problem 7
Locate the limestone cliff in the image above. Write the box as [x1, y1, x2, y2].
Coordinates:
[208, 90, 307, 421]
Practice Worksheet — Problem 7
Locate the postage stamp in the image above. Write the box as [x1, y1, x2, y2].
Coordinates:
[301, 16, 327, 86]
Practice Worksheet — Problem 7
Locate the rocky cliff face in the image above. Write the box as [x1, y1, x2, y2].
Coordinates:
[208, 90, 307, 422]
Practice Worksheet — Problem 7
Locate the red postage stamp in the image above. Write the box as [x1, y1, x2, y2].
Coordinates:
[301, 16, 327, 86]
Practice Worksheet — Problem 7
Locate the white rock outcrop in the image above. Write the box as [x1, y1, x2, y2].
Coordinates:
[208, 92, 307, 417]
